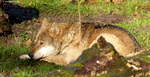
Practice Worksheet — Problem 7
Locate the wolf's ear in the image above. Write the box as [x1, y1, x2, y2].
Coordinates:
[35, 18, 49, 39]
[39, 18, 50, 32]
[41, 18, 49, 28]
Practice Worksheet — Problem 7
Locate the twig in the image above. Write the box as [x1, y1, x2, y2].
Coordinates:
[77, 0, 82, 41]
[77, 0, 81, 24]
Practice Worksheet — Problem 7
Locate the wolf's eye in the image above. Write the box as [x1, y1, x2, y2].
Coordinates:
[40, 41, 44, 45]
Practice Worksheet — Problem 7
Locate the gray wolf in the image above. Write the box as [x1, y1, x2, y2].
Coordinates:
[20, 18, 141, 65]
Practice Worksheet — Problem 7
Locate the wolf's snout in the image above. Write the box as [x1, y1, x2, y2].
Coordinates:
[28, 52, 34, 59]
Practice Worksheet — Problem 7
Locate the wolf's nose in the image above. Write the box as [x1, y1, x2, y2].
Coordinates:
[28, 52, 34, 59]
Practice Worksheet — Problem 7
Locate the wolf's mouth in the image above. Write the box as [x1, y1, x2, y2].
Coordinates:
[28, 52, 49, 60]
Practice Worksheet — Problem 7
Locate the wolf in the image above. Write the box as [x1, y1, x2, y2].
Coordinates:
[20, 18, 141, 65]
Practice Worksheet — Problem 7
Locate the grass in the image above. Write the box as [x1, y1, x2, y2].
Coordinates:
[0, 0, 150, 77]
[118, 18, 150, 47]
[0, 45, 63, 77]
[13, 0, 150, 15]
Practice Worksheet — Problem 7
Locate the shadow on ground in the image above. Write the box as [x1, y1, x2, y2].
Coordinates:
[0, 1, 39, 36]
[1, 1, 39, 25]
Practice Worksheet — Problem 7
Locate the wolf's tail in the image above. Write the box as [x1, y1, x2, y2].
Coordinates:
[126, 48, 150, 58]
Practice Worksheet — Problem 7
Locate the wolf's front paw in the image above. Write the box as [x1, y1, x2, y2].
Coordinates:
[19, 54, 31, 60]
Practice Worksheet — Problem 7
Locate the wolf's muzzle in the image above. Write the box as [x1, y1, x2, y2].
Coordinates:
[28, 52, 34, 59]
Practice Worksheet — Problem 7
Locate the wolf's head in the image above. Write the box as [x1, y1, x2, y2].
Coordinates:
[20, 18, 79, 60]
[28, 18, 61, 60]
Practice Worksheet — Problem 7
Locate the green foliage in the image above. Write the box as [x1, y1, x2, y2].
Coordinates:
[20, 32, 30, 42]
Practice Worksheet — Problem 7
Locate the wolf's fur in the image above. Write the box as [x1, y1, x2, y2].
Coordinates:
[20, 19, 141, 65]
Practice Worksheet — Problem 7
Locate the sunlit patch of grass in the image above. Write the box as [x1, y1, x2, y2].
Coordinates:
[13, 0, 150, 16]
[121, 0, 150, 15]
[117, 18, 150, 48]
[13, 0, 102, 15]
[98, 0, 150, 15]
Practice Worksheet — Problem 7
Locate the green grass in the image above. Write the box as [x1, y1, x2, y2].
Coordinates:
[117, 18, 150, 48]
[0, 0, 150, 77]
[13, 0, 104, 15]
[0, 45, 62, 77]
[13, 0, 150, 15]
